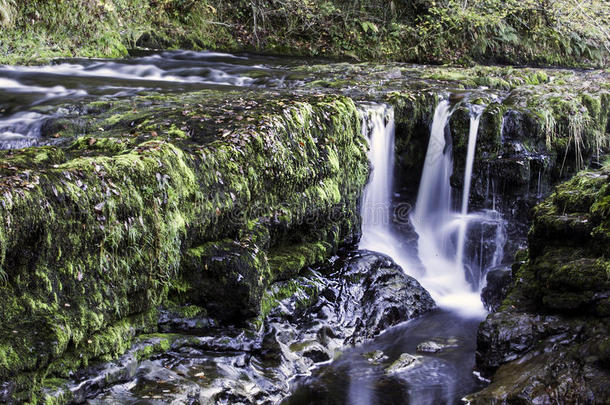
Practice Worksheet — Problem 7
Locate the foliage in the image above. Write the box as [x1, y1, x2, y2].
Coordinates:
[0, 0, 607, 66]
[0, 0, 15, 27]
[406, 0, 609, 66]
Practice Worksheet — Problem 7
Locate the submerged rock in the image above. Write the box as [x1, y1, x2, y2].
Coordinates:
[416, 339, 458, 354]
[363, 350, 388, 364]
[386, 353, 420, 374]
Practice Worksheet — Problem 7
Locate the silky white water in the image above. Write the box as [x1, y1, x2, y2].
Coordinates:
[359, 101, 506, 318]
[410, 102, 485, 316]
[358, 104, 415, 269]
[455, 107, 483, 286]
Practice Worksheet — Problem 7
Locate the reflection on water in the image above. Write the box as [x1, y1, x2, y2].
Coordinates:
[284, 310, 487, 405]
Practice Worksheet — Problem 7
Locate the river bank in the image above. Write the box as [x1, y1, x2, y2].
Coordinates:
[1, 0, 608, 67]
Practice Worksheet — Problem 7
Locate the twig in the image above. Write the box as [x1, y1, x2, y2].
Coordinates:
[201, 20, 234, 27]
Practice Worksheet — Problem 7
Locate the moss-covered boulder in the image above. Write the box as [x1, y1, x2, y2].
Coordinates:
[469, 161, 610, 404]
[0, 91, 369, 401]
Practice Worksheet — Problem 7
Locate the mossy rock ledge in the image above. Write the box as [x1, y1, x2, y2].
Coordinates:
[0, 91, 369, 402]
[468, 161, 610, 404]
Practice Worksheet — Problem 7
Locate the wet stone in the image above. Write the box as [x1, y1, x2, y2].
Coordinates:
[47, 250, 435, 404]
[386, 353, 420, 374]
[363, 350, 388, 364]
[416, 339, 458, 353]
[481, 266, 512, 312]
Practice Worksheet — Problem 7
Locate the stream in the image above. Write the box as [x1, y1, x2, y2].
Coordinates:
[0, 51, 310, 149]
[284, 102, 505, 404]
[1, 51, 512, 404]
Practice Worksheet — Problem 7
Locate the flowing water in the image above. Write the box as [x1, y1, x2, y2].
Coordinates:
[0, 51, 306, 149]
[358, 104, 417, 273]
[288, 101, 506, 404]
[455, 107, 483, 286]
[1, 53, 511, 403]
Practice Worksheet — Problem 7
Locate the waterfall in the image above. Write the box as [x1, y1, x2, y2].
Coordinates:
[455, 108, 483, 284]
[409, 102, 484, 316]
[359, 104, 395, 248]
[358, 104, 416, 274]
[359, 101, 505, 318]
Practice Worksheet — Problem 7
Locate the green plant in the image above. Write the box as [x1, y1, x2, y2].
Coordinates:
[0, 0, 15, 27]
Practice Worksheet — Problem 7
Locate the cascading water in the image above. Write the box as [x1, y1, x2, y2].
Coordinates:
[411, 102, 506, 316]
[407, 102, 482, 315]
[359, 104, 395, 249]
[455, 106, 483, 286]
[358, 104, 416, 272]
[359, 99, 506, 317]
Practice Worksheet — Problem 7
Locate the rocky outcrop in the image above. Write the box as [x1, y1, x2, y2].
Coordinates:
[39, 251, 435, 404]
[0, 91, 370, 401]
[0, 61, 608, 403]
[468, 162, 610, 404]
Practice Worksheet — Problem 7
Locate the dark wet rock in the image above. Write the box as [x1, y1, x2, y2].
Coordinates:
[481, 266, 512, 312]
[475, 312, 579, 375]
[349, 252, 436, 340]
[157, 306, 217, 333]
[470, 163, 610, 404]
[45, 251, 434, 404]
[469, 318, 610, 404]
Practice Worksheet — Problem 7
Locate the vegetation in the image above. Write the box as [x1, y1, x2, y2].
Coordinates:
[0, 0, 608, 66]
[0, 91, 369, 401]
[470, 160, 610, 404]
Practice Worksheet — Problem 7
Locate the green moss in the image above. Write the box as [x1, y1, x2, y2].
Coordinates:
[503, 162, 610, 314]
[0, 92, 369, 400]
[133, 335, 172, 361]
[268, 241, 331, 281]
